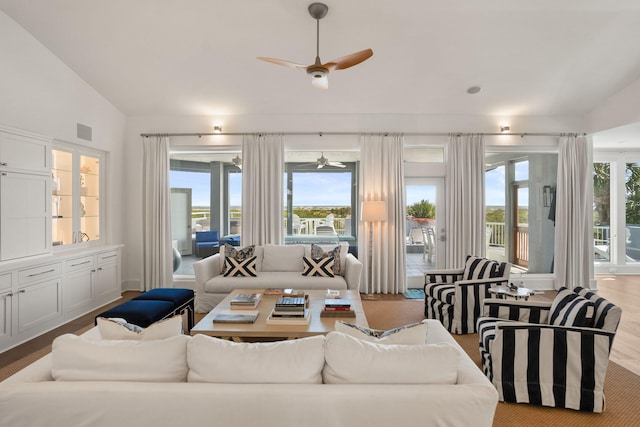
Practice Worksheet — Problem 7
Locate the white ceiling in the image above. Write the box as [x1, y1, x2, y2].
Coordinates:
[2, 0, 640, 125]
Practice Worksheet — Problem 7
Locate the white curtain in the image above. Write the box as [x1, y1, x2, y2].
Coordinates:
[553, 135, 594, 289]
[241, 133, 284, 245]
[142, 136, 173, 290]
[445, 134, 486, 268]
[359, 134, 406, 294]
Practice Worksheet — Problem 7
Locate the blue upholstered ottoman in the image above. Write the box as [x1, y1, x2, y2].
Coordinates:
[133, 288, 194, 330]
[96, 300, 175, 328]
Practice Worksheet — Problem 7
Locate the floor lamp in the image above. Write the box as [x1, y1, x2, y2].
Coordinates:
[361, 200, 387, 298]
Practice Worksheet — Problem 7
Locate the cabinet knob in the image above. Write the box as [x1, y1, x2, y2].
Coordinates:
[0, 162, 7, 166]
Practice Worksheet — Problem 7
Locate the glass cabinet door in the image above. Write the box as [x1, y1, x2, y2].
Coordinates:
[52, 146, 103, 247]
[80, 155, 100, 241]
[52, 149, 73, 246]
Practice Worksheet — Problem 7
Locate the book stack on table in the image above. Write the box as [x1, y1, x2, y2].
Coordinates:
[320, 298, 355, 318]
[229, 293, 262, 310]
[267, 296, 310, 325]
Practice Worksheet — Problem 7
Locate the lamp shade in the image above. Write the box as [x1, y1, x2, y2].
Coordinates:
[361, 200, 387, 222]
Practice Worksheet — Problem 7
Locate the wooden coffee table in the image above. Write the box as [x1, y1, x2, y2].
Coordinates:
[191, 289, 368, 341]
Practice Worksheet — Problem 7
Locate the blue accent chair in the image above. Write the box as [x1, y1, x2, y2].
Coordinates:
[195, 230, 220, 257]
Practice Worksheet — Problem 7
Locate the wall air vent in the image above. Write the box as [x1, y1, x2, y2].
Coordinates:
[77, 123, 92, 142]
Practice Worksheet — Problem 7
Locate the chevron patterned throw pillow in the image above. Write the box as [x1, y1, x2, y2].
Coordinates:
[302, 256, 335, 277]
[223, 256, 257, 277]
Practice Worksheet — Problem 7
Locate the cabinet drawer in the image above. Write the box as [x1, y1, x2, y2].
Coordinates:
[0, 272, 11, 291]
[18, 263, 62, 285]
[97, 250, 119, 265]
[65, 255, 95, 272]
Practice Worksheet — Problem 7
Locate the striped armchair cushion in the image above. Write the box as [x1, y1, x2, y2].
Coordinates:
[574, 287, 622, 333]
[463, 256, 506, 280]
[549, 287, 594, 327]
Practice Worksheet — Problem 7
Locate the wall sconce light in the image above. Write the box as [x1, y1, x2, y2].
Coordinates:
[499, 125, 510, 133]
[213, 125, 223, 134]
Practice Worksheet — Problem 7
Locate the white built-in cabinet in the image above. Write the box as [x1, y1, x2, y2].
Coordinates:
[0, 128, 52, 261]
[52, 142, 104, 247]
[0, 246, 121, 352]
[0, 125, 121, 354]
[64, 248, 120, 320]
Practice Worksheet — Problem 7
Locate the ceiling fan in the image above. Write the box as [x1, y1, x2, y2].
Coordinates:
[257, 2, 373, 89]
[232, 155, 242, 170]
[315, 152, 345, 168]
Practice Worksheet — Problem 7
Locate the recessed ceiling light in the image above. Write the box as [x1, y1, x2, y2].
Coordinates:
[467, 86, 481, 94]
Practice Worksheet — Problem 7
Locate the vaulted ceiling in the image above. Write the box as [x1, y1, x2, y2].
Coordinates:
[1, 0, 640, 124]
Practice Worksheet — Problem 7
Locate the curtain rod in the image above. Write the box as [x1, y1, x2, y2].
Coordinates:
[140, 131, 587, 138]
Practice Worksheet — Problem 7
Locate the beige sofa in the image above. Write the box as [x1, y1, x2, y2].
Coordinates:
[0, 320, 498, 427]
[193, 243, 362, 313]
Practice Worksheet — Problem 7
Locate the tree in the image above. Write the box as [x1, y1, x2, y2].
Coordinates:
[593, 163, 610, 226]
[626, 163, 640, 225]
[407, 199, 435, 218]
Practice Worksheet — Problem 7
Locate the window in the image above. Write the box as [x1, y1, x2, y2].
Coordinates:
[625, 162, 640, 263]
[593, 153, 640, 273]
[169, 151, 241, 276]
[283, 151, 358, 253]
[485, 151, 557, 274]
[593, 162, 611, 262]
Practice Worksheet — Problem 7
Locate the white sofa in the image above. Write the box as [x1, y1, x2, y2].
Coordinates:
[193, 243, 363, 313]
[0, 320, 498, 427]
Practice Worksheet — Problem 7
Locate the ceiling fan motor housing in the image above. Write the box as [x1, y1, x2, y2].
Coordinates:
[307, 67, 327, 79]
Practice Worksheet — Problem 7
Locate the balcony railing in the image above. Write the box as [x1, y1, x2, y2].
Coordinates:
[284, 217, 349, 236]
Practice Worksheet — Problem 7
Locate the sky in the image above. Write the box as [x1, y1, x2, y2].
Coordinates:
[171, 165, 522, 208]
[485, 162, 529, 207]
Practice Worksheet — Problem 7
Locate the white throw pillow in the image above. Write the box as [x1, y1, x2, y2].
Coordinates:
[262, 244, 305, 272]
[51, 334, 190, 382]
[334, 320, 428, 344]
[96, 315, 183, 340]
[187, 334, 325, 383]
[323, 331, 459, 384]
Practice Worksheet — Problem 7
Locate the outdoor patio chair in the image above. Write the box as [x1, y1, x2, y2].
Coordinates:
[195, 230, 220, 258]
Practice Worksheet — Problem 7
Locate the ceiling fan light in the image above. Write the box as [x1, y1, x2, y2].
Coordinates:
[311, 74, 328, 89]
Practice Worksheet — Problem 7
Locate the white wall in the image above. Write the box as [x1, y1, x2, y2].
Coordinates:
[0, 11, 126, 249]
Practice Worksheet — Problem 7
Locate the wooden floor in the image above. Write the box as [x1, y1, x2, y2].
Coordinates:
[593, 274, 640, 376]
[1, 275, 639, 377]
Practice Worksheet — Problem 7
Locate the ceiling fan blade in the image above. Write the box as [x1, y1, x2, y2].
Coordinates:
[328, 161, 346, 168]
[323, 49, 373, 71]
[257, 57, 309, 72]
[317, 163, 324, 169]
[311, 75, 329, 90]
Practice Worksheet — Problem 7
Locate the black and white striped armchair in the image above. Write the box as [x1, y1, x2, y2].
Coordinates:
[424, 256, 510, 334]
[477, 287, 621, 412]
